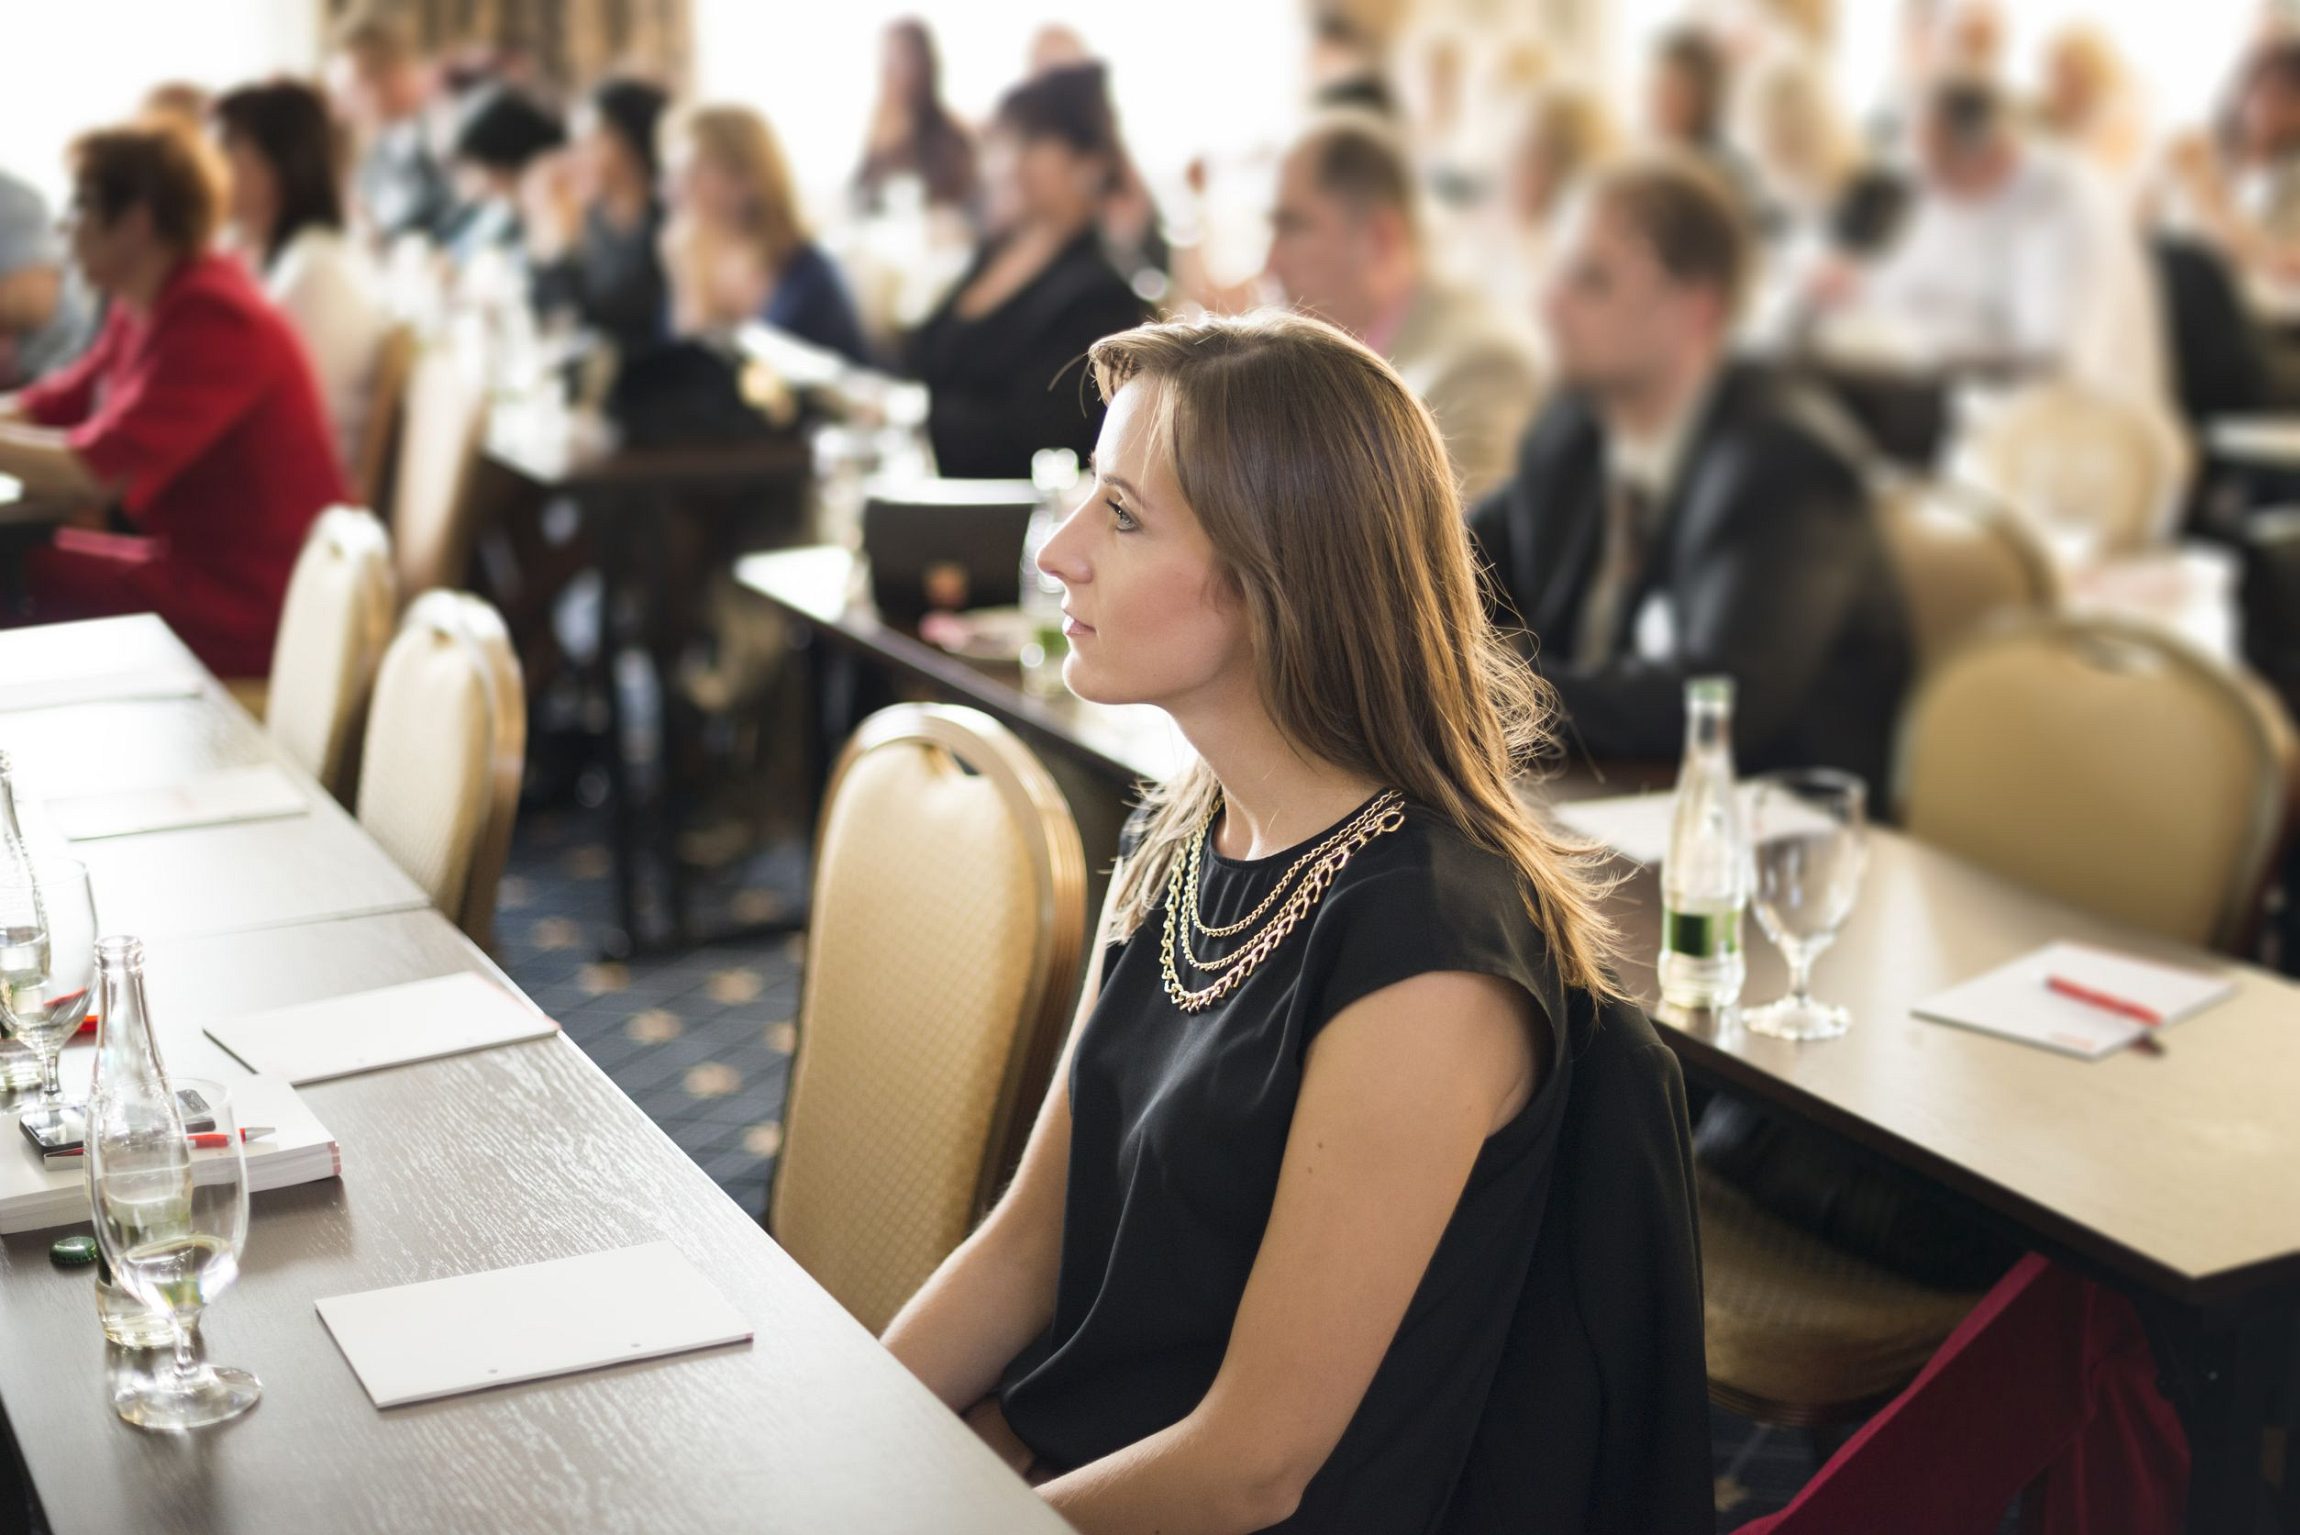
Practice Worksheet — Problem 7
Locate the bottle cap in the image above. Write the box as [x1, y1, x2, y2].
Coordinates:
[49, 1233, 98, 1268]
[1686, 675, 1735, 709]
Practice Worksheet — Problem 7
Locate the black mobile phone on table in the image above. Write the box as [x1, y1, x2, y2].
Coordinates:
[19, 1087, 217, 1156]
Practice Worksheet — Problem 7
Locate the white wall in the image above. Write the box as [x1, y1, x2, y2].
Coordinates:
[2, 0, 321, 206]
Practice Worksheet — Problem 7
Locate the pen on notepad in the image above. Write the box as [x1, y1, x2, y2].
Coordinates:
[41, 1127, 275, 1160]
[2045, 975, 2166, 1054]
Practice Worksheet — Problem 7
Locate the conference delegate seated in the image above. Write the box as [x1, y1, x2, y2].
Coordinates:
[659, 103, 872, 366]
[0, 124, 346, 677]
[0, 169, 90, 390]
[1267, 112, 1543, 501]
[1469, 156, 1911, 795]
[327, 9, 452, 242]
[212, 79, 392, 479]
[525, 77, 674, 358]
[440, 87, 566, 268]
[903, 66, 1147, 479]
[883, 310, 1708, 1532]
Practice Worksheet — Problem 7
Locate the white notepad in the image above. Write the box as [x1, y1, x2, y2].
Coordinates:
[0, 1073, 339, 1235]
[47, 765, 308, 840]
[0, 668, 203, 715]
[204, 972, 556, 1085]
[1913, 941, 2237, 1060]
[317, 1242, 754, 1408]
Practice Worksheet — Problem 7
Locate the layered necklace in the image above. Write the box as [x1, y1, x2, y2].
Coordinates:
[1159, 789, 1409, 1013]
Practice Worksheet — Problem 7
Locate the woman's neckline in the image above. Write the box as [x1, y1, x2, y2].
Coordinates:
[1202, 789, 1399, 874]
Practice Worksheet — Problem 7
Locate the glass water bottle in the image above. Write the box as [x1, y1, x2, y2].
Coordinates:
[86, 937, 177, 1348]
[1658, 677, 1750, 1021]
[0, 755, 43, 1093]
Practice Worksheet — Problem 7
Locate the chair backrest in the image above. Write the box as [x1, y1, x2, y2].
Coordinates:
[352, 323, 417, 513]
[1957, 379, 2185, 557]
[266, 506, 397, 801]
[390, 340, 489, 603]
[2238, 507, 2300, 716]
[1895, 616, 2297, 950]
[356, 591, 526, 947]
[1875, 476, 2058, 673]
[771, 704, 1087, 1333]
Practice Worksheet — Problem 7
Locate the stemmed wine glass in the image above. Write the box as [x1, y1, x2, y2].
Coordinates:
[0, 857, 95, 1135]
[87, 1075, 262, 1429]
[1744, 770, 1869, 1042]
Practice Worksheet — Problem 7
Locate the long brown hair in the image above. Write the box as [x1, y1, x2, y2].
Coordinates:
[670, 104, 807, 271]
[1095, 311, 1621, 998]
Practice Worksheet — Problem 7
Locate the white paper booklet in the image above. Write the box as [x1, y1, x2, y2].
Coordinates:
[1913, 941, 2237, 1060]
[0, 668, 203, 715]
[0, 1074, 338, 1235]
[47, 765, 308, 841]
[317, 1242, 754, 1408]
[205, 972, 556, 1085]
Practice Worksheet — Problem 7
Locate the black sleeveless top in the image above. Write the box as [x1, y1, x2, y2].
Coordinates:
[999, 798, 1578, 1532]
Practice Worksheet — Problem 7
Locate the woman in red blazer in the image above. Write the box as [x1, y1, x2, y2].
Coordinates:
[0, 121, 348, 676]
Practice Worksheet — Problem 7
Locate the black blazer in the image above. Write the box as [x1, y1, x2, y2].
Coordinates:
[904, 228, 1147, 479]
[1469, 362, 1913, 793]
[1441, 995, 1712, 1534]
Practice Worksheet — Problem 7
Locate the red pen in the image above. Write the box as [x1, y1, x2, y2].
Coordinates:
[42, 1126, 275, 1160]
[2045, 975, 2164, 1027]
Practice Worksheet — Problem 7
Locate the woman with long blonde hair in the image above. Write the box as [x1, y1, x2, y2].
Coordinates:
[658, 104, 869, 363]
[882, 311, 1709, 1532]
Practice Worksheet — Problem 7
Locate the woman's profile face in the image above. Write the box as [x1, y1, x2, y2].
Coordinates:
[1036, 378, 1253, 713]
[216, 132, 279, 245]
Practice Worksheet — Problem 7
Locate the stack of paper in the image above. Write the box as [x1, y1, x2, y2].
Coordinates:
[204, 972, 556, 1084]
[47, 765, 309, 840]
[317, 1242, 754, 1408]
[0, 1073, 338, 1235]
[1913, 941, 2237, 1059]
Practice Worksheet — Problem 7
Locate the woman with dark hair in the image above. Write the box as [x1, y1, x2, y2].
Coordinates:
[0, 123, 346, 676]
[212, 79, 389, 474]
[441, 87, 566, 265]
[902, 65, 1147, 478]
[526, 76, 672, 355]
[854, 19, 978, 216]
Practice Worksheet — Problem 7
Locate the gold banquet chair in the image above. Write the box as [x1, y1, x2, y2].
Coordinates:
[1876, 476, 2058, 674]
[255, 507, 397, 803]
[390, 338, 490, 603]
[1897, 615, 2296, 951]
[770, 704, 1087, 1334]
[356, 592, 527, 949]
[1957, 379, 2188, 560]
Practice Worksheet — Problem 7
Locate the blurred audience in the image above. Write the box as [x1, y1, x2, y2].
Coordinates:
[140, 82, 214, 132]
[852, 19, 979, 219]
[525, 77, 672, 356]
[0, 124, 345, 676]
[903, 65, 1146, 478]
[659, 104, 870, 365]
[2036, 23, 2146, 189]
[328, 10, 451, 242]
[2160, 36, 2300, 287]
[1645, 25, 1761, 224]
[1833, 78, 2172, 432]
[441, 88, 566, 266]
[212, 80, 391, 476]
[1504, 82, 1618, 300]
[1267, 111, 1542, 499]
[0, 171, 90, 389]
[1470, 157, 1909, 791]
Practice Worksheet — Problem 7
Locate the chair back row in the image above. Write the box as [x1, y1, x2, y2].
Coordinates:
[254, 508, 525, 950]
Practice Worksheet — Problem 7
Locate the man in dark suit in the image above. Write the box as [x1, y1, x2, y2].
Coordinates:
[1469, 154, 1912, 793]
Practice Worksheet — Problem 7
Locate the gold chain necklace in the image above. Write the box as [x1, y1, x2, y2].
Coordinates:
[1160, 790, 1408, 1013]
[1180, 792, 1389, 940]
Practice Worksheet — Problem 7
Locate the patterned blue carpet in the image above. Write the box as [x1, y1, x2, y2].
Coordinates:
[492, 800, 2007, 1531]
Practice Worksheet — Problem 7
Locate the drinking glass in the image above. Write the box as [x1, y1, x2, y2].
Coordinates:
[0, 857, 95, 1135]
[1744, 770, 1868, 1042]
[87, 1077, 261, 1429]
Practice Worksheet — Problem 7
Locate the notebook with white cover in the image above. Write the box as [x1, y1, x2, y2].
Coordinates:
[47, 765, 309, 841]
[204, 972, 556, 1085]
[1913, 941, 2237, 1060]
[0, 1073, 338, 1235]
[316, 1241, 754, 1408]
[0, 669, 203, 716]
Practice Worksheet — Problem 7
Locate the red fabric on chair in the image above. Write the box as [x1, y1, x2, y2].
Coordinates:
[1739, 1254, 2188, 1535]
